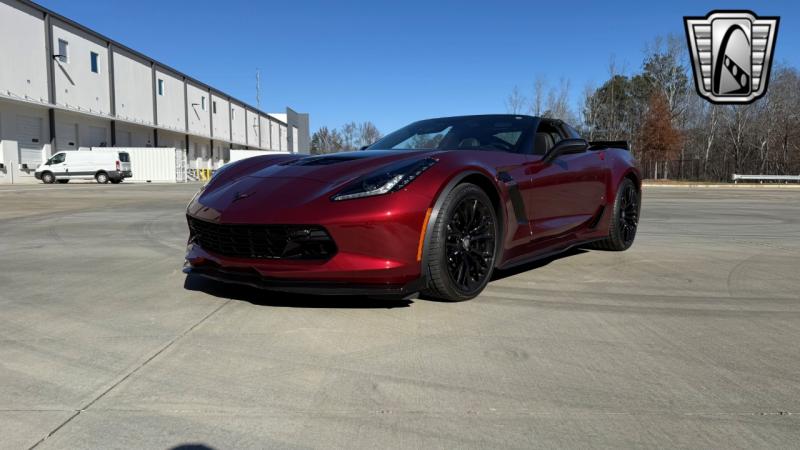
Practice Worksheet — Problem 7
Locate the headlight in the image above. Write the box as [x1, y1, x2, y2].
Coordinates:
[332, 157, 437, 201]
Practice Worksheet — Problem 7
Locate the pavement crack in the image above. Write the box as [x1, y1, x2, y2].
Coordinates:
[27, 300, 230, 449]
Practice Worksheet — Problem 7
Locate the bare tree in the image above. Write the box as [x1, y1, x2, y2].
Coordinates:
[505, 86, 528, 114]
[341, 122, 358, 151]
[357, 121, 382, 148]
[530, 75, 547, 116]
[544, 78, 574, 122]
[579, 82, 598, 140]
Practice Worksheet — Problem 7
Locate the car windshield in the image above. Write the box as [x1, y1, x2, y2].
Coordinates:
[368, 115, 536, 153]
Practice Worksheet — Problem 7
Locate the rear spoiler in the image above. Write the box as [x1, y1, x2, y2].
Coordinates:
[589, 140, 630, 151]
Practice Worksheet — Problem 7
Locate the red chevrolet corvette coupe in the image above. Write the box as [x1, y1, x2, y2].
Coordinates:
[185, 115, 641, 301]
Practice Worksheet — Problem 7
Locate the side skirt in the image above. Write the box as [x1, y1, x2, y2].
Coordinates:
[496, 237, 604, 272]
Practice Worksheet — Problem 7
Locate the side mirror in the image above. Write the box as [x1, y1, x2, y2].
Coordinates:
[543, 138, 588, 163]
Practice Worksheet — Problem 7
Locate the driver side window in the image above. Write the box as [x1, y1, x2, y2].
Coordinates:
[48, 153, 66, 165]
[533, 121, 565, 155]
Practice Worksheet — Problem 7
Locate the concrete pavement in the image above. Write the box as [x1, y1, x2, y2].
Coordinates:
[0, 184, 798, 449]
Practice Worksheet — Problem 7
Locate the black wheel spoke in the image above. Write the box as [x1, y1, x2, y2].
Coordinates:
[445, 195, 496, 291]
[617, 185, 639, 245]
[470, 233, 493, 241]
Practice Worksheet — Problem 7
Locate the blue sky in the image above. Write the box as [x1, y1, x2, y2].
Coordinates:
[38, 0, 797, 133]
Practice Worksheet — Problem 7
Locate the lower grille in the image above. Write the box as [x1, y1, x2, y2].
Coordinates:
[187, 216, 337, 260]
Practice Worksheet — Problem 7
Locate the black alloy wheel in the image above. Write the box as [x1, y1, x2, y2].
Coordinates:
[445, 197, 496, 292]
[618, 181, 639, 246]
[592, 178, 640, 251]
[423, 183, 498, 301]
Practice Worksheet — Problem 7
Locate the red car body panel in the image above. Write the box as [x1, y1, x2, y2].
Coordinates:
[185, 119, 640, 295]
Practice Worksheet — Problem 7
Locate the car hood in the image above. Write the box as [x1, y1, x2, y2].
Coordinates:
[193, 149, 441, 223]
[246, 149, 440, 184]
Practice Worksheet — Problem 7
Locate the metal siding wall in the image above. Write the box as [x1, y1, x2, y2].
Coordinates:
[0, 1, 48, 103]
[210, 94, 229, 139]
[259, 115, 270, 149]
[93, 146, 177, 182]
[112, 49, 154, 124]
[230, 102, 246, 145]
[154, 69, 186, 131]
[279, 124, 288, 151]
[270, 121, 280, 151]
[51, 20, 111, 115]
[245, 109, 259, 147]
[186, 82, 210, 136]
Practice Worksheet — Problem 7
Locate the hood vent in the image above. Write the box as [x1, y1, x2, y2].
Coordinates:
[281, 154, 364, 166]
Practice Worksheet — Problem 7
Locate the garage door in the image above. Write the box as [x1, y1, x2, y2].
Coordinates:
[117, 130, 132, 147]
[87, 126, 107, 147]
[16, 115, 44, 167]
[56, 122, 78, 151]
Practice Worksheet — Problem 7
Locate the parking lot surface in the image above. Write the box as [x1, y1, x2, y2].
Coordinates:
[1, 183, 798, 449]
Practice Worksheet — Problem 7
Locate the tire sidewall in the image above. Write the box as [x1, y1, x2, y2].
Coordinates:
[613, 178, 639, 250]
[42, 172, 55, 184]
[96, 172, 108, 184]
[428, 184, 498, 301]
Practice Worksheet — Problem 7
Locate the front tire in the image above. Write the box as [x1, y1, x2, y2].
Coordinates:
[422, 183, 498, 302]
[593, 178, 640, 251]
[41, 172, 55, 184]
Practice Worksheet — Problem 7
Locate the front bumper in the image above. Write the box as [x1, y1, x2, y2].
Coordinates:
[184, 188, 435, 290]
[183, 263, 425, 296]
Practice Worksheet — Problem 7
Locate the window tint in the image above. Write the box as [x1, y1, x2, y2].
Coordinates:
[212, 101, 217, 114]
[390, 127, 452, 150]
[157, 79, 165, 96]
[562, 124, 582, 139]
[90, 52, 99, 73]
[49, 153, 66, 164]
[57, 39, 68, 63]
[118, 152, 130, 163]
[371, 115, 535, 153]
[201, 96, 206, 111]
[495, 131, 522, 145]
[533, 121, 566, 155]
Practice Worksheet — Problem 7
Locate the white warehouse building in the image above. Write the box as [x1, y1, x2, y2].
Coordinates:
[0, 0, 310, 183]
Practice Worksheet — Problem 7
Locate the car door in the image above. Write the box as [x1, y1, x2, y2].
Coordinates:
[46, 152, 67, 176]
[64, 152, 86, 179]
[528, 122, 607, 242]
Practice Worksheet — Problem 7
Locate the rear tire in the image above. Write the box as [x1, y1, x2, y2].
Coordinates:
[41, 172, 55, 184]
[592, 178, 640, 251]
[421, 183, 498, 302]
[95, 172, 109, 184]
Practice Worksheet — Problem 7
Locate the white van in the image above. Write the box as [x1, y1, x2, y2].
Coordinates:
[35, 150, 132, 184]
